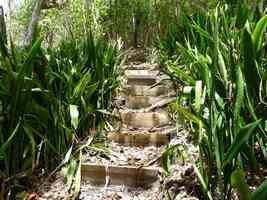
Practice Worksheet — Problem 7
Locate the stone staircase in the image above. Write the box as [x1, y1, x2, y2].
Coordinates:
[80, 61, 176, 199]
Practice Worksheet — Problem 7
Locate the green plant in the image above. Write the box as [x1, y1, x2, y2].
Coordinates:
[0, 28, 121, 197]
[231, 169, 267, 200]
[0, 37, 50, 198]
[159, 2, 267, 199]
[46, 31, 121, 140]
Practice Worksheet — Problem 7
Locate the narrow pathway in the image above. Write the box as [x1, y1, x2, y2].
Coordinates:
[80, 55, 176, 199]
[33, 50, 199, 200]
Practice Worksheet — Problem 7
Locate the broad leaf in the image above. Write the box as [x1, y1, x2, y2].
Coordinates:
[224, 120, 261, 165]
[252, 15, 267, 54]
[70, 105, 79, 130]
[231, 169, 251, 200]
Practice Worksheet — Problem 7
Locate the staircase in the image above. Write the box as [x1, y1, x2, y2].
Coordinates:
[80, 60, 176, 199]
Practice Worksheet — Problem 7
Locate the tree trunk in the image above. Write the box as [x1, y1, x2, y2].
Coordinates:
[20, 0, 45, 49]
[133, 13, 141, 48]
[0, 6, 7, 44]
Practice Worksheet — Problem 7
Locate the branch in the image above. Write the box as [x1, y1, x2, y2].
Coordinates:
[20, 0, 45, 49]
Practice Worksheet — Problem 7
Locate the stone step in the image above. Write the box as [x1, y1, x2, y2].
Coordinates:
[81, 163, 158, 187]
[108, 127, 176, 146]
[124, 85, 174, 97]
[120, 110, 171, 128]
[125, 70, 159, 86]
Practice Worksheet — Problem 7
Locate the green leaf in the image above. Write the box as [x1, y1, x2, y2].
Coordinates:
[252, 15, 267, 54]
[167, 64, 195, 85]
[162, 147, 172, 174]
[72, 74, 91, 100]
[19, 38, 43, 76]
[224, 120, 261, 165]
[217, 48, 228, 86]
[242, 28, 259, 96]
[86, 82, 98, 98]
[231, 169, 251, 200]
[170, 102, 206, 129]
[70, 105, 79, 130]
[252, 180, 267, 200]
[73, 151, 81, 199]
[195, 80, 202, 113]
[23, 125, 36, 170]
[233, 66, 244, 135]
[192, 21, 212, 41]
[193, 164, 213, 200]
[66, 159, 77, 191]
[0, 121, 21, 152]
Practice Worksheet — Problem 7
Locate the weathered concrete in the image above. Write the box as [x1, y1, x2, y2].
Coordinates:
[125, 70, 159, 85]
[124, 85, 174, 97]
[108, 127, 176, 146]
[123, 63, 159, 70]
[126, 95, 176, 110]
[81, 164, 158, 187]
[81, 60, 175, 190]
[120, 110, 170, 128]
[126, 95, 161, 109]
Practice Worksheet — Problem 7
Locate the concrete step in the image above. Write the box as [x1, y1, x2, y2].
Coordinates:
[108, 127, 176, 146]
[126, 95, 176, 109]
[124, 85, 174, 97]
[120, 110, 171, 128]
[125, 70, 159, 86]
[125, 69, 159, 77]
[81, 163, 158, 187]
[123, 63, 159, 70]
[126, 96, 160, 109]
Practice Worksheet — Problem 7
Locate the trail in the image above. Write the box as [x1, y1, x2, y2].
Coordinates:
[79, 49, 176, 199]
[35, 49, 199, 200]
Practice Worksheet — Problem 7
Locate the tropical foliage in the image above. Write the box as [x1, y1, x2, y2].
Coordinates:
[158, 1, 267, 199]
[0, 25, 121, 198]
[3, 0, 267, 199]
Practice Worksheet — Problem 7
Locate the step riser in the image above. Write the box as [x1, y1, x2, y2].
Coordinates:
[126, 96, 159, 109]
[121, 111, 170, 128]
[108, 130, 176, 146]
[81, 164, 158, 187]
[127, 78, 156, 86]
[125, 85, 173, 97]
[125, 70, 159, 86]
[109, 134, 168, 146]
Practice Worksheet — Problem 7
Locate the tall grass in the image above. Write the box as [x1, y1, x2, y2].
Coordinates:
[159, 2, 267, 199]
[0, 31, 121, 197]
